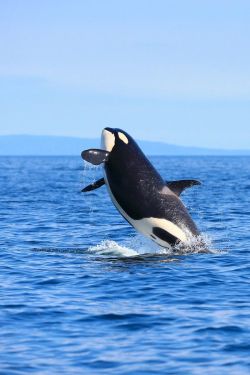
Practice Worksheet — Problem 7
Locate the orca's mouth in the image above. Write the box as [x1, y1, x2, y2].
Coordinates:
[101, 128, 115, 152]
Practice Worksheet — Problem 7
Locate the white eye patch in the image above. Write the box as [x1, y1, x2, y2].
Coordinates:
[118, 132, 129, 144]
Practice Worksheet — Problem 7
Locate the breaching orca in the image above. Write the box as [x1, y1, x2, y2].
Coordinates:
[81, 128, 201, 248]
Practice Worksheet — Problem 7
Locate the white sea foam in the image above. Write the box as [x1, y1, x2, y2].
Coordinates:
[88, 240, 138, 257]
[87, 233, 216, 257]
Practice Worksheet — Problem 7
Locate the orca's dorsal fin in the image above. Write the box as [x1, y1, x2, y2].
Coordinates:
[81, 149, 109, 165]
[166, 179, 201, 196]
[82, 178, 105, 192]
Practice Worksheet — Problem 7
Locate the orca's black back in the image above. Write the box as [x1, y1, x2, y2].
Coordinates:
[104, 138, 199, 235]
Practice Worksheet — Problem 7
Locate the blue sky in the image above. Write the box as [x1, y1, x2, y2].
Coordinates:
[0, 0, 249, 148]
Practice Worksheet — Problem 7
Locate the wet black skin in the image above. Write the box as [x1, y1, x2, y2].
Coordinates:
[103, 128, 200, 241]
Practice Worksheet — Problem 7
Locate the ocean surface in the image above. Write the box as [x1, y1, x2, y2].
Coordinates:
[0, 155, 249, 374]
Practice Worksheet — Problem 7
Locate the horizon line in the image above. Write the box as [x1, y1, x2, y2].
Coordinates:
[0, 133, 249, 152]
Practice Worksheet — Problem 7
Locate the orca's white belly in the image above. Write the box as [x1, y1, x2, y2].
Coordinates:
[104, 172, 188, 248]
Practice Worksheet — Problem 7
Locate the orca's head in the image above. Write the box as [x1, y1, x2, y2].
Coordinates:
[101, 128, 133, 152]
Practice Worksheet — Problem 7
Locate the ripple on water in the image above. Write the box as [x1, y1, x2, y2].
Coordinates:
[0, 156, 250, 374]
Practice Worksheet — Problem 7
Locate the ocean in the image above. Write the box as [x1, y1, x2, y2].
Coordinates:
[0, 155, 249, 374]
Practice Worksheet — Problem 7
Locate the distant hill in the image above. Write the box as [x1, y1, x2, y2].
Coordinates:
[0, 135, 249, 156]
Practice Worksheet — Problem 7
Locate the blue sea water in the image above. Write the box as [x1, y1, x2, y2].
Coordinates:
[0, 155, 249, 374]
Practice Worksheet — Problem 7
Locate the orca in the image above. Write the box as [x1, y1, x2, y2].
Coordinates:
[81, 128, 201, 248]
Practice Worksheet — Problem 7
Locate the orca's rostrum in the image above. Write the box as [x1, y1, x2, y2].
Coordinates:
[81, 128, 201, 249]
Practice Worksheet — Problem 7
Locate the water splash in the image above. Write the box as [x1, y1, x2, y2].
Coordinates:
[83, 161, 102, 170]
[88, 233, 216, 258]
[171, 233, 216, 255]
[88, 240, 138, 257]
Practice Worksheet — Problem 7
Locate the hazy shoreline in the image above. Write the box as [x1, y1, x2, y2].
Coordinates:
[1, 135, 249, 156]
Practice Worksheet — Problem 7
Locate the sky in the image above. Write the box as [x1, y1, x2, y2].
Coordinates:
[0, 0, 249, 149]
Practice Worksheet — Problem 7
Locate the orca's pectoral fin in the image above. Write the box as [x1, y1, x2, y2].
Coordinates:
[81, 149, 109, 165]
[166, 179, 201, 196]
[81, 178, 105, 192]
